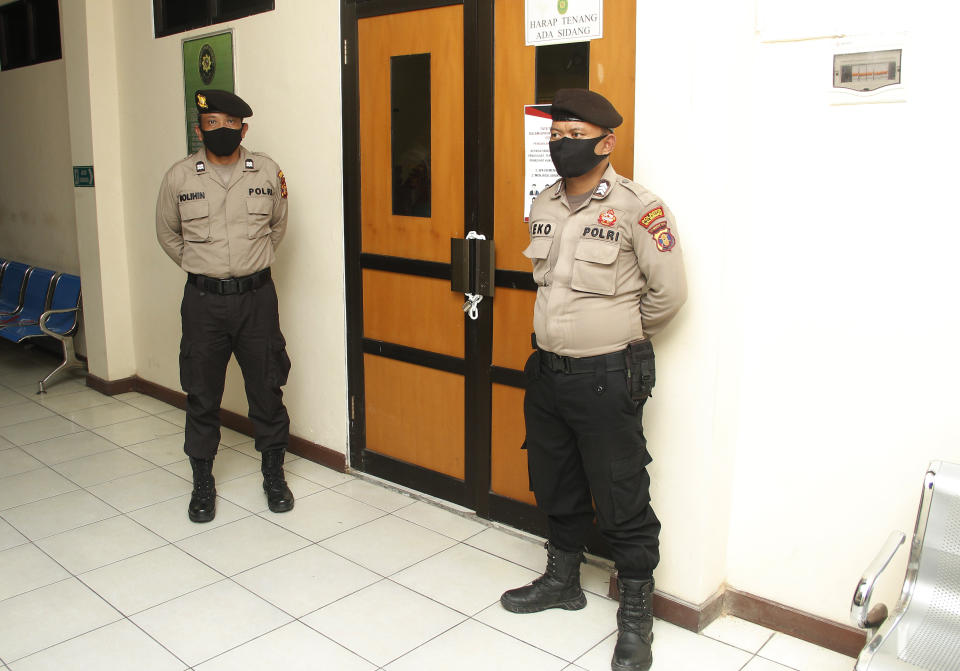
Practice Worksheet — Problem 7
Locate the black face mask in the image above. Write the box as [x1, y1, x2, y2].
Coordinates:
[201, 127, 243, 157]
[549, 135, 609, 178]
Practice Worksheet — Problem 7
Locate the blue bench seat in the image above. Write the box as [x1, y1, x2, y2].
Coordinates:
[0, 261, 30, 316]
[0, 270, 85, 392]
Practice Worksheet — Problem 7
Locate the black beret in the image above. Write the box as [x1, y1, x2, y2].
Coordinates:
[195, 89, 253, 118]
[551, 88, 622, 129]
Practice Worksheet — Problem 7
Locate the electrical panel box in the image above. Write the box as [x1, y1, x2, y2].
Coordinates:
[829, 35, 906, 105]
[834, 49, 901, 92]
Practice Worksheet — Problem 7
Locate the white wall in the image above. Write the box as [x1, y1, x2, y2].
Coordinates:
[637, 0, 960, 624]
[0, 60, 79, 273]
[725, 3, 960, 623]
[111, 1, 347, 452]
[633, 0, 756, 606]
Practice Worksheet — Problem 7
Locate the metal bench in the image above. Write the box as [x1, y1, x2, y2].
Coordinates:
[0, 272, 85, 392]
[0, 266, 55, 326]
[0, 261, 30, 317]
[851, 460, 960, 671]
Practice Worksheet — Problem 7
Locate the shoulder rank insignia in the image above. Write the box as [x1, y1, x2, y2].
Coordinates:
[245, 158, 255, 170]
[593, 180, 611, 197]
[278, 170, 288, 199]
[639, 206, 665, 228]
[196, 93, 208, 109]
[598, 209, 617, 226]
[195, 160, 206, 174]
[654, 228, 676, 252]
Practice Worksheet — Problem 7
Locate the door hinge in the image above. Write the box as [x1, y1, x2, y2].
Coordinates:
[350, 394, 355, 421]
[343, 39, 349, 66]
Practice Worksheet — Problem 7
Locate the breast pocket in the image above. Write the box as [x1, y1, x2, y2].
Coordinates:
[522, 237, 555, 286]
[178, 201, 210, 242]
[246, 197, 274, 239]
[571, 240, 619, 295]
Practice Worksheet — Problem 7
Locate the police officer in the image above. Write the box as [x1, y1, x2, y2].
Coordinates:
[500, 89, 687, 671]
[156, 89, 294, 523]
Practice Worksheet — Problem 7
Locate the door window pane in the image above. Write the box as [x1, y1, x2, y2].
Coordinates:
[535, 41, 590, 103]
[391, 53, 432, 218]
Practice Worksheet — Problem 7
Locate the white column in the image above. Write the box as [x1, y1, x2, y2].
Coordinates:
[60, 0, 136, 382]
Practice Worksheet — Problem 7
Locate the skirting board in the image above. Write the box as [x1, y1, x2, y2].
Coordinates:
[85, 374, 346, 473]
[609, 577, 866, 658]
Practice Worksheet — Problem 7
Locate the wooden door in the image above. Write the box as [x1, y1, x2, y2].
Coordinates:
[344, 1, 637, 535]
[353, 4, 470, 502]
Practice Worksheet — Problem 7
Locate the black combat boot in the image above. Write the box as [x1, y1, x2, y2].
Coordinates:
[188, 457, 216, 523]
[500, 541, 587, 613]
[612, 577, 655, 671]
[262, 449, 294, 513]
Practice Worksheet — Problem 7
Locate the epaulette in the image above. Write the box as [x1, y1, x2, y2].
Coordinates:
[618, 177, 663, 208]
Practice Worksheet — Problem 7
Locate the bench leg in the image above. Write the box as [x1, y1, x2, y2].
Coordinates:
[38, 336, 86, 394]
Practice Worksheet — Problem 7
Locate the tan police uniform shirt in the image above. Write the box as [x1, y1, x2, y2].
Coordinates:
[156, 146, 288, 279]
[523, 164, 687, 357]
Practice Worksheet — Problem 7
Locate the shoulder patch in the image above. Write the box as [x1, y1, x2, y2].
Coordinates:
[278, 170, 288, 199]
[654, 228, 677, 252]
[639, 206, 666, 228]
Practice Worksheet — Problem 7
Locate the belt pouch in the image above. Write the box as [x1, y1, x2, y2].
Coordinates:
[626, 340, 656, 400]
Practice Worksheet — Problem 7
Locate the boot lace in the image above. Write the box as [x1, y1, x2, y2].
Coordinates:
[618, 584, 652, 635]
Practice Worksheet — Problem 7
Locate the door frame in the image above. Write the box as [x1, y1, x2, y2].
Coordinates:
[340, 0, 552, 539]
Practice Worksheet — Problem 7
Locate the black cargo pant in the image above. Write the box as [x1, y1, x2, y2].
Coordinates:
[523, 349, 660, 579]
[179, 279, 291, 460]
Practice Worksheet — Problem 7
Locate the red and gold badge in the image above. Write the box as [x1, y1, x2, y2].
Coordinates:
[278, 170, 288, 199]
[639, 206, 665, 228]
[655, 228, 676, 252]
[598, 209, 617, 226]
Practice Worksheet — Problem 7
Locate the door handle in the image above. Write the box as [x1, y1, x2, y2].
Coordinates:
[451, 232, 495, 320]
[450, 232, 495, 299]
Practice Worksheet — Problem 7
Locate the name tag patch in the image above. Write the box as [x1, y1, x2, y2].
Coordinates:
[179, 192, 205, 202]
[582, 225, 621, 242]
[530, 222, 554, 237]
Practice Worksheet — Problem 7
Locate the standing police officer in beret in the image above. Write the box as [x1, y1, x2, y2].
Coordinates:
[500, 89, 687, 671]
[156, 89, 294, 523]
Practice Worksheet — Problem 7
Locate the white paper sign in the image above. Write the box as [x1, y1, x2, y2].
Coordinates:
[524, 105, 560, 222]
[526, 0, 603, 46]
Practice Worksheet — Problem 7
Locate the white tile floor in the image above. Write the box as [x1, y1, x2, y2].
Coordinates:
[0, 342, 858, 670]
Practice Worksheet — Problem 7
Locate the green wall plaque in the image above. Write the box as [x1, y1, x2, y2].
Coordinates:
[182, 31, 235, 155]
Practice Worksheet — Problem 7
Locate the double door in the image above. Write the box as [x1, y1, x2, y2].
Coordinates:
[342, 0, 636, 535]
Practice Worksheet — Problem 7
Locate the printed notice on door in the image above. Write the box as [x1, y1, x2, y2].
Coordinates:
[524, 105, 560, 222]
[526, 0, 603, 46]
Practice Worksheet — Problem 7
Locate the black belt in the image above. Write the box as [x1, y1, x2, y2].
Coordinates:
[187, 268, 271, 295]
[538, 347, 626, 374]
